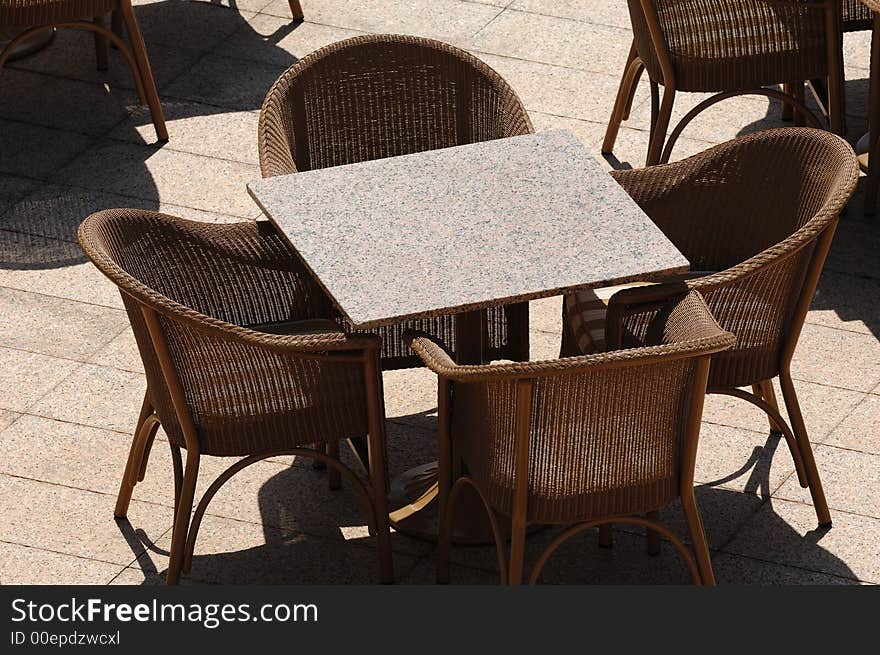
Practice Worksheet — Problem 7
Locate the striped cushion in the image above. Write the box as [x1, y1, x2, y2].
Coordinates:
[564, 273, 716, 354]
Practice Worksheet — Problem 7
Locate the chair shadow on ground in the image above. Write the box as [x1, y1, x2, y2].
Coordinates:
[125, 412, 858, 585]
[0, 0, 300, 270]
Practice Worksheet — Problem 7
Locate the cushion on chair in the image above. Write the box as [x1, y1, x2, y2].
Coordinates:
[564, 272, 715, 354]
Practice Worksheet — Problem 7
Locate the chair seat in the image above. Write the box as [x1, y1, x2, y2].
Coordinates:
[564, 271, 715, 354]
[0, 0, 118, 27]
[246, 318, 343, 336]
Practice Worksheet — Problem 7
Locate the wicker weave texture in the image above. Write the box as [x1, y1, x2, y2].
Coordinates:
[606, 128, 859, 389]
[0, 0, 117, 25]
[258, 34, 534, 368]
[78, 209, 380, 457]
[411, 291, 734, 525]
[627, 0, 830, 92]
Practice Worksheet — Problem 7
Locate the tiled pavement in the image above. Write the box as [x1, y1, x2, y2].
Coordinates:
[0, 0, 877, 585]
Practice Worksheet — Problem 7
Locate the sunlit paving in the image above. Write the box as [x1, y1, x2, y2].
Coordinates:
[0, 0, 877, 588]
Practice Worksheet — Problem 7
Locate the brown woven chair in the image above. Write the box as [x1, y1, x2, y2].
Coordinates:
[0, 0, 166, 140]
[564, 128, 859, 529]
[258, 33, 534, 370]
[408, 290, 735, 585]
[604, 0, 845, 165]
[78, 209, 393, 585]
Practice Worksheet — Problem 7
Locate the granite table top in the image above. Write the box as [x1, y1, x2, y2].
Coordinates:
[247, 129, 689, 329]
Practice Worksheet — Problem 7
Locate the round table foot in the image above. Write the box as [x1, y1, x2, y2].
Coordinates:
[388, 461, 509, 545]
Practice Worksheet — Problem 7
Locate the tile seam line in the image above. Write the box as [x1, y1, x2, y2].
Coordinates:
[0, 283, 127, 313]
[0, 537, 145, 570]
[714, 548, 870, 584]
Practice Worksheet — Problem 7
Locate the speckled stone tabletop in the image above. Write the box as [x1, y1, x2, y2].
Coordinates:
[247, 130, 689, 329]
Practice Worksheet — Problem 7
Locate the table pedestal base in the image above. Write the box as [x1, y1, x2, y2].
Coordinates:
[388, 461, 511, 545]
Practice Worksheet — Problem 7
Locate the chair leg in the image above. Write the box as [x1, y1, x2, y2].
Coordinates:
[781, 83, 794, 121]
[507, 515, 527, 586]
[114, 395, 157, 518]
[779, 371, 832, 527]
[646, 83, 675, 166]
[680, 490, 715, 585]
[118, 0, 168, 141]
[367, 433, 393, 584]
[825, 4, 847, 136]
[288, 0, 304, 20]
[93, 15, 109, 71]
[326, 440, 341, 491]
[166, 450, 199, 585]
[602, 41, 643, 154]
[752, 380, 784, 436]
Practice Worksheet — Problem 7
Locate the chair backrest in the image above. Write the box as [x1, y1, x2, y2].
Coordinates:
[0, 0, 118, 26]
[626, 0, 830, 91]
[411, 291, 734, 524]
[78, 209, 373, 456]
[609, 128, 859, 388]
[258, 33, 533, 177]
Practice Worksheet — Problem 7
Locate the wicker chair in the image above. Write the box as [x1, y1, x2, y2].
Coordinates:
[258, 33, 534, 370]
[603, 0, 845, 165]
[408, 290, 735, 585]
[0, 0, 166, 140]
[564, 128, 860, 529]
[78, 209, 393, 585]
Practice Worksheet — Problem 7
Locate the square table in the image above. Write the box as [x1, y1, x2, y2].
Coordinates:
[247, 129, 689, 363]
[247, 129, 690, 541]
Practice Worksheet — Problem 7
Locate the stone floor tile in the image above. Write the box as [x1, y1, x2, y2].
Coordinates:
[0, 120, 94, 180]
[724, 498, 878, 583]
[27, 363, 147, 434]
[133, 1, 259, 52]
[134, 514, 421, 584]
[775, 445, 880, 519]
[0, 409, 20, 432]
[528, 112, 605, 149]
[262, 0, 501, 44]
[0, 414, 169, 505]
[823, 394, 880, 455]
[0, 346, 81, 413]
[693, 423, 797, 496]
[825, 207, 880, 280]
[0, 542, 127, 585]
[8, 28, 203, 95]
[529, 295, 563, 335]
[790, 323, 880, 392]
[1, 183, 238, 258]
[110, 103, 260, 164]
[449, 527, 697, 584]
[809, 269, 879, 336]
[601, 125, 713, 169]
[702, 380, 866, 444]
[214, 14, 363, 66]
[528, 328, 562, 360]
[0, 244, 123, 309]
[0, 474, 170, 565]
[382, 366, 437, 423]
[52, 141, 261, 218]
[476, 52, 648, 123]
[163, 54, 290, 111]
[0, 287, 128, 360]
[510, 0, 632, 30]
[86, 327, 142, 373]
[0, 68, 136, 136]
[711, 551, 861, 585]
[0, 174, 39, 216]
[469, 9, 631, 73]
